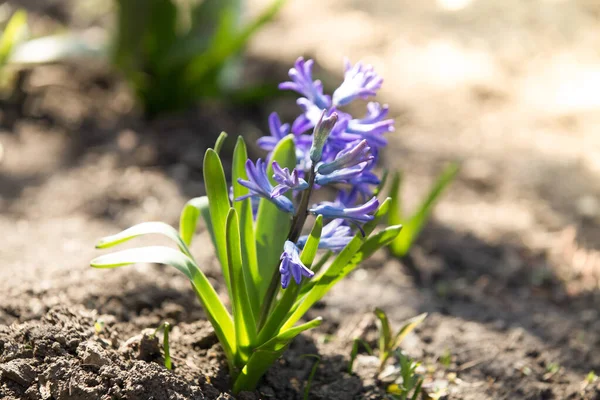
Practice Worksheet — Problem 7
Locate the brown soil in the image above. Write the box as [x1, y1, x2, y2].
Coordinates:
[3, 0, 600, 399]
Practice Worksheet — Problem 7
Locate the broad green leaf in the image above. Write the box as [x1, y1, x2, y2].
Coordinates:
[257, 216, 322, 344]
[91, 246, 236, 366]
[226, 209, 257, 366]
[232, 317, 322, 393]
[232, 136, 260, 318]
[389, 163, 459, 257]
[214, 131, 228, 155]
[179, 196, 214, 247]
[95, 221, 193, 259]
[204, 148, 232, 295]
[374, 308, 393, 362]
[255, 135, 296, 300]
[0, 10, 27, 67]
[282, 222, 400, 332]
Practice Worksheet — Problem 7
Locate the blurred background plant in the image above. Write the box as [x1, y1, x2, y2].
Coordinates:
[7, 0, 287, 118]
[112, 0, 287, 117]
[0, 9, 27, 91]
[387, 163, 460, 258]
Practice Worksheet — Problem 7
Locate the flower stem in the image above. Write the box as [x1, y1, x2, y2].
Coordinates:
[257, 166, 316, 331]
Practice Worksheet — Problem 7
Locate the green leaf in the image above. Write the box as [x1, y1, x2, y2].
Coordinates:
[393, 313, 427, 349]
[179, 196, 214, 247]
[96, 221, 193, 259]
[214, 131, 228, 154]
[0, 10, 27, 67]
[257, 216, 322, 345]
[203, 148, 232, 295]
[254, 135, 296, 300]
[232, 136, 260, 318]
[232, 317, 322, 393]
[389, 163, 459, 257]
[299, 215, 322, 266]
[388, 171, 403, 225]
[226, 209, 257, 366]
[91, 246, 236, 367]
[374, 308, 393, 363]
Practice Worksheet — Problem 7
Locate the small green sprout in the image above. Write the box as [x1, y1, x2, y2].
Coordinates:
[301, 354, 320, 400]
[94, 319, 105, 334]
[388, 164, 459, 257]
[586, 370, 597, 384]
[374, 308, 427, 371]
[153, 322, 173, 370]
[348, 338, 373, 374]
[439, 349, 452, 368]
[386, 351, 423, 400]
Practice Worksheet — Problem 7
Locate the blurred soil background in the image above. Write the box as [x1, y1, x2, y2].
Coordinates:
[2, 0, 600, 399]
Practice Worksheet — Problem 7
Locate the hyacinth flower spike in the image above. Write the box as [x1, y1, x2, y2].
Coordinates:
[271, 161, 308, 197]
[309, 197, 379, 235]
[279, 240, 315, 289]
[236, 159, 295, 213]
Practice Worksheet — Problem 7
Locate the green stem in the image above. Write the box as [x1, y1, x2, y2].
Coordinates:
[256, 167, 316, 330]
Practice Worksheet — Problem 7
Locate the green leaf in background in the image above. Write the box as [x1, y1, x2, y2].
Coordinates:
[375, 308, 427, 370]
[0, 9, 27, 69]
[203, 148, 233, 296]
[232, 136, 260, 318]
[232, 317, 322, 393]
[184, 0, 287, 93]
[374, 307, 393, 361]
[254, 134, 296, 300]
[92, 245, 237, 368]
[389, 163, 459, 257]
[257, 216, 323, 344]
[226, 208, 257, 367]
[179, 196, 213, 247]
[96, 221, 193, 259]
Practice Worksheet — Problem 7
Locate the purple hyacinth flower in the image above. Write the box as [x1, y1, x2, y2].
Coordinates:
[236, 159, 295, 214]
[315, 162, 368, 185]
[279, 57, 332, 110]
[309, 197, 379, 230]
[279, 240, 315, 289]
[332, 59, 383, 107]
[257, 112, 290, 151]
[317, 139, 373, 175]
[345, 102, 394, 148]
[271, 161, 308, 198]
[297, 219, 353, 252]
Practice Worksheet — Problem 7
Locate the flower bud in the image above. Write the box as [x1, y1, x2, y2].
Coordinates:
[309, 111, 338, 164]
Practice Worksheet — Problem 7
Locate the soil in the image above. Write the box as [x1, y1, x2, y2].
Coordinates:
[3, 0, 600, 399]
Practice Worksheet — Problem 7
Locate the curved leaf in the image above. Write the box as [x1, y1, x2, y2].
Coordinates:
[204, 148, 232, 295]
[96, 221, 192, 259]
[179, 196, 213, 247]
